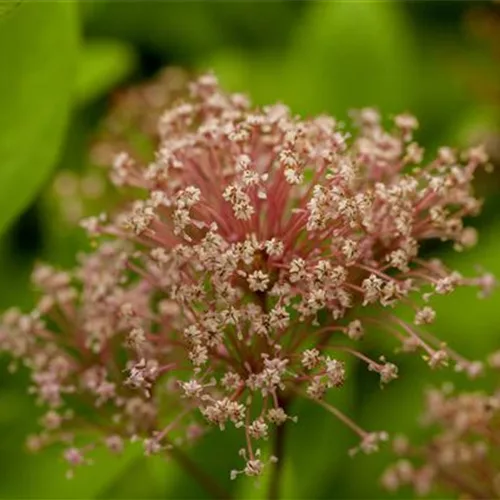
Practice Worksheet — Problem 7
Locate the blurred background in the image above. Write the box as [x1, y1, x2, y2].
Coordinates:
[0, 1, 499, 498]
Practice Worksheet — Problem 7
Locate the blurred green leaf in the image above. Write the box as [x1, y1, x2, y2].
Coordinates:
[0, 445, 145, 499]
[281, 0, 417, 116]
[162, 429, 240, 499]
[412, 53, 473, 149]
[96, 455, 166, 499]
[334, 359, 430, 499]
[76, 40, 137, 106]
[208, 1, 417, 120]
[451, 105, 499, 147]
[100, 427, 242, 499]
[280, 376, 356, 499]
[0, 1, 78, 235]
[78, 0, 107, 24]
[207, 1, 300, 52]
[0, 1, 21, 18]
[205, 48, 284, 108]
[86, 1, 223, 62]
[85, 1, 301, 65]
[0, 235, 33, 309]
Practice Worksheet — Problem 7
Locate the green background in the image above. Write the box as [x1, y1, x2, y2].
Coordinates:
[0, 1, 499, 498]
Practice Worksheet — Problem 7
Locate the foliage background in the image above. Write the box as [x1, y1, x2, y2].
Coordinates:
[0, 1, 499, 498]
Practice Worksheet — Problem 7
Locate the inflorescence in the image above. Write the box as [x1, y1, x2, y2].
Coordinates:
[0, 73, 494, 479]
[382, 354, 500, 498]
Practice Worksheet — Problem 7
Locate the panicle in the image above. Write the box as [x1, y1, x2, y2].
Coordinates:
[0, 71, 494, 480]
[382, 375, 500, 498]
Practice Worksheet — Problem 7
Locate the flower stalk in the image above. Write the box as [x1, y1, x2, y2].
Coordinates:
[267, 397, 289, 500]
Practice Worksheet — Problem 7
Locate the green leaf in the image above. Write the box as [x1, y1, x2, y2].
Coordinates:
[208, 1, 417, 121]
[100, 428, 241, 499]
[204, 1, 299, 53]
[0, 234, 33, 309]
[75, 40, 137, 106]
[0, 1, 78, 234]
[0, 1, 21, 18]
[0, 445, 145, 499]
[281, 1, 417, 117]
[279, 377, 356, 499]
[86, 1, 223, 63]
[204, 48, 283, 108]
[95, 455, 167, 499]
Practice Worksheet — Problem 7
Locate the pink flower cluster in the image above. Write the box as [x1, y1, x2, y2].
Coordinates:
[383, 357, 500, 498]
[0, 73, 494, 479]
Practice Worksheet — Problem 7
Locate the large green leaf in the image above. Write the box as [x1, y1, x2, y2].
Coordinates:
[0, 1, 78, 234]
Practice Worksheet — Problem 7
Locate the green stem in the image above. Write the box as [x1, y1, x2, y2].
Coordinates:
[267, 399, 289, 500]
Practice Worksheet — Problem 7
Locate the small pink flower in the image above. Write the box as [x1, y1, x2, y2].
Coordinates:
[383, 383, 500, 498]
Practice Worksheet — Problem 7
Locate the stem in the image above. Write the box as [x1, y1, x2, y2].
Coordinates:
[438, 466, 491, 500]
[167, 441, 232, 500]
[267, 399, 289, 500]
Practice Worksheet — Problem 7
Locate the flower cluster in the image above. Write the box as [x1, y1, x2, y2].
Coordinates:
[382, 356, 500, 498]
[0, 73, 494, 479]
